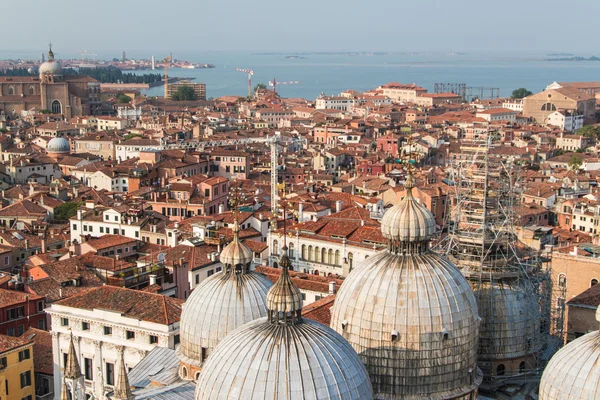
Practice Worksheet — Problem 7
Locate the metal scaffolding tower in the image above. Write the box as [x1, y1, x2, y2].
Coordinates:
[436, 132, 562, 395]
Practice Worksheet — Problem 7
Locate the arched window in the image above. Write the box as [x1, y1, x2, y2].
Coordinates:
[28, 86, 35, 95]
[315, 246, 320, 263]
[328, 249, 333, 264]
[335, 250, 340, 265]
[558, 274, 566, 288]
[541, 102, 556, 111]
[519, 361, 525, 373]
[321, 248, 326, 263]
[51, 100, 61, 114]
[348, 252, 354, 271]
[181, 366, 188, 379]
[8, 86, 14, 95]
[591, 278, 598, 287]
[496, 364, 505, 376]
[301, 244, 307, 260]
[272, 239, 279, 256]
[288, 242, 294, 258]
[308, 245, 313, 261]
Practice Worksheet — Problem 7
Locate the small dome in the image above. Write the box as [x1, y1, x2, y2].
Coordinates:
[380, 173, 436, 242]
[219, 221, 253, 268]
[47, 137, 70, 154]
[195, 318, 374, 400]
[178, 269, 272, 368]
[265, 248, 303, 314]
[539, 308, 600, 399]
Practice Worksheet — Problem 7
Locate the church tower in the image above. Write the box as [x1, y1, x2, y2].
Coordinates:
[62, 333, 86, 400]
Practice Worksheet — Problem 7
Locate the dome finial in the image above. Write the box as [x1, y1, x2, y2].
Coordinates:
[266, 198, 303, 324]
[48, 42, 54, 60]
[219, 185, 253, 272]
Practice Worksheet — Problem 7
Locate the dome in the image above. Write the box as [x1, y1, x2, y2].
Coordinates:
[195, 244, 373, 400]
[330, 173, 481, 399]
[39, 59, 63, 77]
[178, 267, 273, 369]
[539, 308, 600, 400]
[380, 174, 436, 242]
[47, 137, 70, 154]
[476, 280, 540, 362]
[195, 317, 373, 400]
[218, 221, 254, 268]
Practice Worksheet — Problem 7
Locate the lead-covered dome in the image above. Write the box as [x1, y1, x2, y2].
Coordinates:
[39, 45, 63, 77]
[178, 224, 273, 375]
[195, 245, 373, 400]
[47, 137, 70, 154]
[380, 174, 436, 242]
[539, 308, 600, 400]
[330, 172, 481, 399]
[218, 221, 253, 267]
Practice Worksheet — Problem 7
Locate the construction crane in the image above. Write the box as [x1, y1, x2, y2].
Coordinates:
[236, 68, 254, 98]
[161, 132, 296, 213]
[163, 56, 171, 99]
[268, 78, 300, 95]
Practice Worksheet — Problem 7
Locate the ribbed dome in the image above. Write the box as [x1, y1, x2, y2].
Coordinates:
[40, 60, 63, 77]
[476, 280, 540, 361]
[380, 174, 436, 242]
[47, 137, 70, 153]
[195, 317, 374, 400]
[220, 221, 254, 268]
[265, 249, 303, 314]
[330, 250, 481, 399]
[539, 308, 600, 400]
[178, 269, 273, 368]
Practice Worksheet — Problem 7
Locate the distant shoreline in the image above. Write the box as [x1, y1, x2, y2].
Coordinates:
[545, 56, 600, 61]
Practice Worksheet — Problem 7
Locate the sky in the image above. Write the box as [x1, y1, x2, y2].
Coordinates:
[2, 0, 599, 56]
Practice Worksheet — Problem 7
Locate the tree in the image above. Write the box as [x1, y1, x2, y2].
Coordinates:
[39, 109, 51, 114]
[577, 125, 600, 140]
[171, 85, 197, 101]
[568, 153, 584, 171]
[54, 201, 83, 221]
[511, 88, 533, 99]
[124, 133, 142, 140]
[117, 93, 132, 103]
[254, 83, 267, 92]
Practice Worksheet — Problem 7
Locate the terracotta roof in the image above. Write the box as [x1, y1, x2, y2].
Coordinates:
[302, 294, 336, 325]
[0, 334, 31, 354]
[23, 328, 53, 375]
[568, 283, 600, 307]
[84, 235, 138, 250]
[0, 288, 43, 308]
[0, 200, 47, 217]
[54, 286, 183, 325]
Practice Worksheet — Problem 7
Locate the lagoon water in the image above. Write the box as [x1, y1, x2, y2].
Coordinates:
[4, 50, 600, 100]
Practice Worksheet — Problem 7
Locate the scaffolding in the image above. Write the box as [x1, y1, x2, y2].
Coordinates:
[436, 132, 564, 395]
[434, 82, 500, 102]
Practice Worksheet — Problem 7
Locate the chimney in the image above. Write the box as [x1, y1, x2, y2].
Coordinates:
[335, 200, 342, 213]
[24, 239, 29, 250]
[210, 252, 216, 262]
[218, 203, 224, 214]
[328, 281, 336, 295]
[298, 202, 304, 222]
[41, 238, 46, 254]
[149, 275, 157, 286]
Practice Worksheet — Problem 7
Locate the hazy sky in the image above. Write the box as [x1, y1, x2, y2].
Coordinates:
[2, 0, 599, 54]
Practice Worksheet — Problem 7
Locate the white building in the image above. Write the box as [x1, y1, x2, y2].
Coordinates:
[502, 99, 524, 112]
[475, 108, 518, 122]
[5, 158, 62, 184]
[315, 95, 356, 111]
[48, 286, 183, 400]
[546, 110, 585, 132]
[115, 138, 163, 162]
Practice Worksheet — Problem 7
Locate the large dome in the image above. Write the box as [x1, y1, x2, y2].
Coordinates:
[39, 59, 63, 77]
[330, 172, 481, 399]
[47, 137, 70, 154]
[539, 308, 600, 399]
[178, 223, 273, 373]
[195, 317, 373, 400]
[195, 244, 373, 400]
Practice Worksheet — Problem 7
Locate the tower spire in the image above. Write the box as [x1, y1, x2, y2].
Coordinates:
[113, 349, 134, 400]
[64, 332, 82, 379]
[48, 42, 54, 60]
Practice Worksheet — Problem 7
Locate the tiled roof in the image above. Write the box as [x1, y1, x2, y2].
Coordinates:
[54, 286, 183, 325]
[302, 295, 336, 325]
[0, 334, 31, 354]
[84, 235, 138, 250]
[23, 328, 53, 374]
[0, 200, 47, 217]
[568, 283, 600, 307]
[0, 288, 43, 308]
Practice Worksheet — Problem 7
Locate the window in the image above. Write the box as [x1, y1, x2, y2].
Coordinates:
[201, 347, 207, 361]
[61, 318, 69, 326]
[195, 275, 199, 285]
[38, 319, 45, 329]
[6, 327, 14, 336]
[38, 301, 43, 312]
[18, 349, 30, 361]
[106, 362, 115, 385]
[149, 335, 158, 344]
[51, 100, 61, 114]
[558, 274, 567, 288]
[20, 370, 31, 388]
[84, 357, 93, 380]
[73, 224, 77, 230]
[592, 279, 598, 287]
[174, 334, 180, 345]
[126, 330, 135, 340]
[104, 326, 112, 335]
[100, 227, 104, 233]
[0, 357, 5, 368]
[82, 322, 90, 331]
[496, 364, 505, 376]
[22, 396, 32, 400]
[207, 270, 214, 277]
